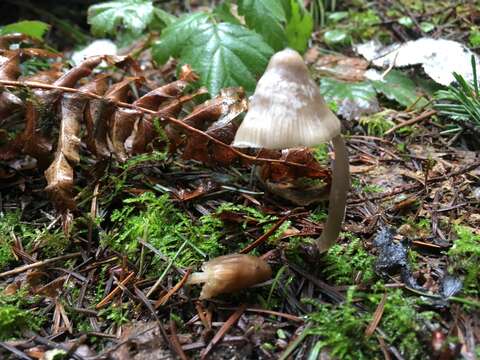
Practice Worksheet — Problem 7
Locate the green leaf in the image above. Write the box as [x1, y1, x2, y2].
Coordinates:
[152, 12, 210, 64]
[214, 1, 241, 25]
[327, 11, 349, 23]
[149, 8, 177, 31]
[320, 78, 379, 119]
[371, 70, 421, 107]
[323, 29, 351, 46]
[0, 20, 49, 40]
[238, 0, 287, 51]
[469, 27, 480, 47]
[285, 0, 313, 53]
[321, 79, 377, 104]
[180, 22, 273, 96]
[420, 21, 435, 33]
[398, 16, 413, 28]
[87, 0, 155, 37]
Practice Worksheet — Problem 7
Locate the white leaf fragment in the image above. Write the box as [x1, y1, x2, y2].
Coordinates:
[355, 38, 480, 86]
[71, 39, 117, 66]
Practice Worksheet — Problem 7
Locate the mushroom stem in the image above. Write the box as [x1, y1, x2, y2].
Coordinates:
[186, 272, 208, 285]
[317, 134, 350, 253]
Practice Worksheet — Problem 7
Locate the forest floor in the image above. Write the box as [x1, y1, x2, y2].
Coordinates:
[0, 0, 479, 359]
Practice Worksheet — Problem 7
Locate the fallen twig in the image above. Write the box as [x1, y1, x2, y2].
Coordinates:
[278, 324, 313, 360]
[384, 109, 436, 135]
[218, 307, 304, 323]
[241, 215, 290, 254]
[170, 320, 189, 360]
[200, 304, 247, 360]
[155, 269, 191, 308]
[96, 272, 134, 309]
[365, 292, 388, 337]
[0, 342, 33, 360]
[348, 159, 480, 205]
[0, 252, 82, 278]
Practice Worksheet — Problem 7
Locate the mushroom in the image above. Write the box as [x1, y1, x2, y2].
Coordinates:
[233, 48, 350, 253]
[186, 254, 272, 299]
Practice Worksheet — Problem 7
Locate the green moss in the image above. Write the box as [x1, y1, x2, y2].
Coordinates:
[0, 211, 70, 269]
[0, 289, 42, 339]
[305, 287, 431, 359]
[448, 226, 480, 296]
[416, 218, 431, 230]
[351, 179, 384, 195]
[35, 230, 69, 258]
[323, 233, 375, 284]
[309, 207, 327, 223]
[349, 10, 381, 40]
[94, 265, 108, 304]
[98, 303, 129, 326]
[305, 288, 377, 359]
[0, 305, 34, 339]
[20, 57, 52, 76]
[0, 212, 20, 269]
[469, 27, 480, 47]
[369, 288, 432, 359]
[362, 184, 384, 194]
[103, 192, 224, 270]
[312, 143, 329, 164]
[282, 236, 314, 266]
[408, 249, 420, 271]
[217, 202, 275, 227]
[324, 9, 383, 47]
[359, 112, 395, 136]
[121, 150, 168, 170]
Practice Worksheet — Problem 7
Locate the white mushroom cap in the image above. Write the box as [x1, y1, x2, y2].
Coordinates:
[233, 48, 341, 149]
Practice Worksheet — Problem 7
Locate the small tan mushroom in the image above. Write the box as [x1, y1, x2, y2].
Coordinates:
[233, 48, 350, 253]
[186, 254, 272, 299]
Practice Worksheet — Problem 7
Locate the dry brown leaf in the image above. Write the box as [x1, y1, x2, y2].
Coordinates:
[0, 102, 52, 166]
[103, 78, 141, 160]
[104, 54, 145, 79]
[109, 108, 141, 161]
[0, 33, 42, 49]
[259, 148, 331, 183]
[0, 91, 22, 123]
[0, 52, 22, 122]
[44, 152, 75, 210]
[58, 95, 88, 164]
[179, 87, 246, 164]
[3, 107, 55, 181]
[0, 52, 20, 80]
[110, 321, 171, 360]
[81, 76, 109, 157]
[255, 148, 331, 205]
[261, 178, 330, 206]
[173, 179, 217, 201]
[86, 77, 139, 158]
[17, 47, 59, 58]
[311, 54, 368, 82]
[35, 55, 104, 106]
[134, 80, 189, 110]
[119, 79, 192, 156]
[178, 63, 199, 82]
[45, 77, 108, 210]
[85, 98, 110, 157]
[21, 66, 63, 83]
[126, 88, 207, 156]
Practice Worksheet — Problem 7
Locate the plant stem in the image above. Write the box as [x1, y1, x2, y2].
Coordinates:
[316, 135, 350, 253]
